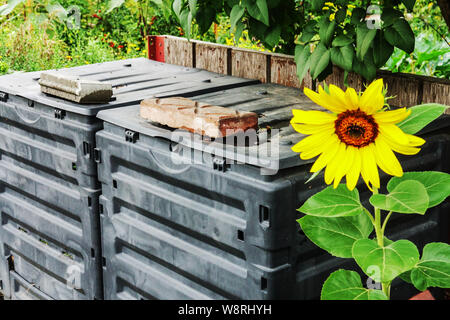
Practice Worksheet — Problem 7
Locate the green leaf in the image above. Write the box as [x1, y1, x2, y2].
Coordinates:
[353, 53, 376, 82]
[295, 44, 311, 85]
[179, 9, 193, 40]
[397, 104, 449, 134]
[265, 25, 281, 48]
[234, 20, 245, 43]
[356, 25, 377, 61]
[321, 270, 388, 300]
[298, 184, 365, 217]
[256, 0, 269, 26]
[335, 8, 346, 24]
[188, 0, 198, 16]
[230, 5, 245, 30]
[384, 19, 415, 54]
[331, 45, 354, 72]
[310, 0, 325, 11]
[196, 6, 216, 34]
[410, 243, 450, 291]
[319, 17, 336, 46]
[381, 8, 403, 27]
[298, 212, 373, 258]
[373, 30, 394, 68]
[352, 239, 420, 283]
[399, 270, 413, 284]
[369, 180, 429, 214]
[310, 43, 330, 80]
[402, 0, 416, 11]
[351, 7, 365, 25]
[173, 0, 183, 18]
[244, 0, 268, 26]
[299, 31, 315, 43]
[388, 172, 450, 208]
[332, 35, 353, 47]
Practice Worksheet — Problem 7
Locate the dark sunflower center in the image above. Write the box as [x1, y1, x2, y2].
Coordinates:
[335, 109, 378, 148]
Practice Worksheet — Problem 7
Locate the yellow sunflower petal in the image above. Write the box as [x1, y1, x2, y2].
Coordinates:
[378, 123, 410, 145]
[373, 138, 403, 177]
[344, 87, 359, 110]
[310, 135, 340, 173]
[303, 87, 346, 113]
[291, 122, 335, 135]
[291, 128, 334, 153]
[292, 109, 337, 124]
[359, 79, 384, 114]
[325, 142, 346, 185]
[346, 147, 361, 191]
[383, 136, 422, 155]
[373, 108, 411, 124]
[361, 146, 380, 189]
[333, 145, 355, 188]
[329, 85, 350, 110]
[406, 134, 426, 147]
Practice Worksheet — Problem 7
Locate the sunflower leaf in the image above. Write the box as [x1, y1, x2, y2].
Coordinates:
[321, 270, 388, 300]
[410, 242, 450, 291]
[397, 104, 448, 134]
[298, 184, 365, 218]
[387, 172, 450, 208]
[369, 180, 429, 214]
[298, 213, 373, 258]
[352, 239, 420, 283]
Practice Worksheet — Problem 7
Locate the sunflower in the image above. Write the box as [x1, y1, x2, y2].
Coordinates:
[291, 79, 425, 191]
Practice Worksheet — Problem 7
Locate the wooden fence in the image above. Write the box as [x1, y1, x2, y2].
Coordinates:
[147, 35, 450, 110]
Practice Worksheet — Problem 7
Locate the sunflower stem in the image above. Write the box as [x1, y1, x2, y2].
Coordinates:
[372, 187, 390, 299]
[372, 188, 384, 247]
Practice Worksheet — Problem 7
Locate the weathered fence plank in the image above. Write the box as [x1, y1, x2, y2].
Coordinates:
[150, 36, 450, 110]
[195, 41, 231, 75]
[231, 48, 270, 83]
[164, 36, 194, 67]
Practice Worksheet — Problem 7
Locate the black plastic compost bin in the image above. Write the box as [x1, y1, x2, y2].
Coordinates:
[96, 83, 450, 300]
[0, 58, 256, 300]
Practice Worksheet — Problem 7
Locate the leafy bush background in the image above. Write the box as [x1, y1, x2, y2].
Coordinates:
[0, 0, 448, 79]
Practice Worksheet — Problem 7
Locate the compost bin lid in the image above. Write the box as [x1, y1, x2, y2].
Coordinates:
[97, 82, 450, 171]
[0, 58, 257, 116]
[97, 83, 322, 170]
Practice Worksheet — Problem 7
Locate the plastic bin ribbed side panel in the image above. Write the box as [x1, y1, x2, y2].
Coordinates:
[0, 159, 102, 300]
[0, 98, 100, 189]
[97, 113, 449, 299]
[9, 271, 54, 300]
[0, 58, 258, 300]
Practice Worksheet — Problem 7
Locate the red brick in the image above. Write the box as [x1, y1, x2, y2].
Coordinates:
[140, 97, 258, 138]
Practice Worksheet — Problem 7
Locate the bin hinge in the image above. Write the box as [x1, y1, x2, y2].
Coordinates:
[94, 148, 101, 163]
[0, 91, 8, 102]
[212, 156, 227, 172]
[54, 108, 66, 120]
[125, 129, 139, 143]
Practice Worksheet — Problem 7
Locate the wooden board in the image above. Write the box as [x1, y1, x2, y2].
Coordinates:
[270, 54, 301, 88]
[164, 36, 194, 68]
[231, 49, 269, 83]
[377, 71, 422, 107]
[422, 81, 450, 114]
[195, 41, 231, 75]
